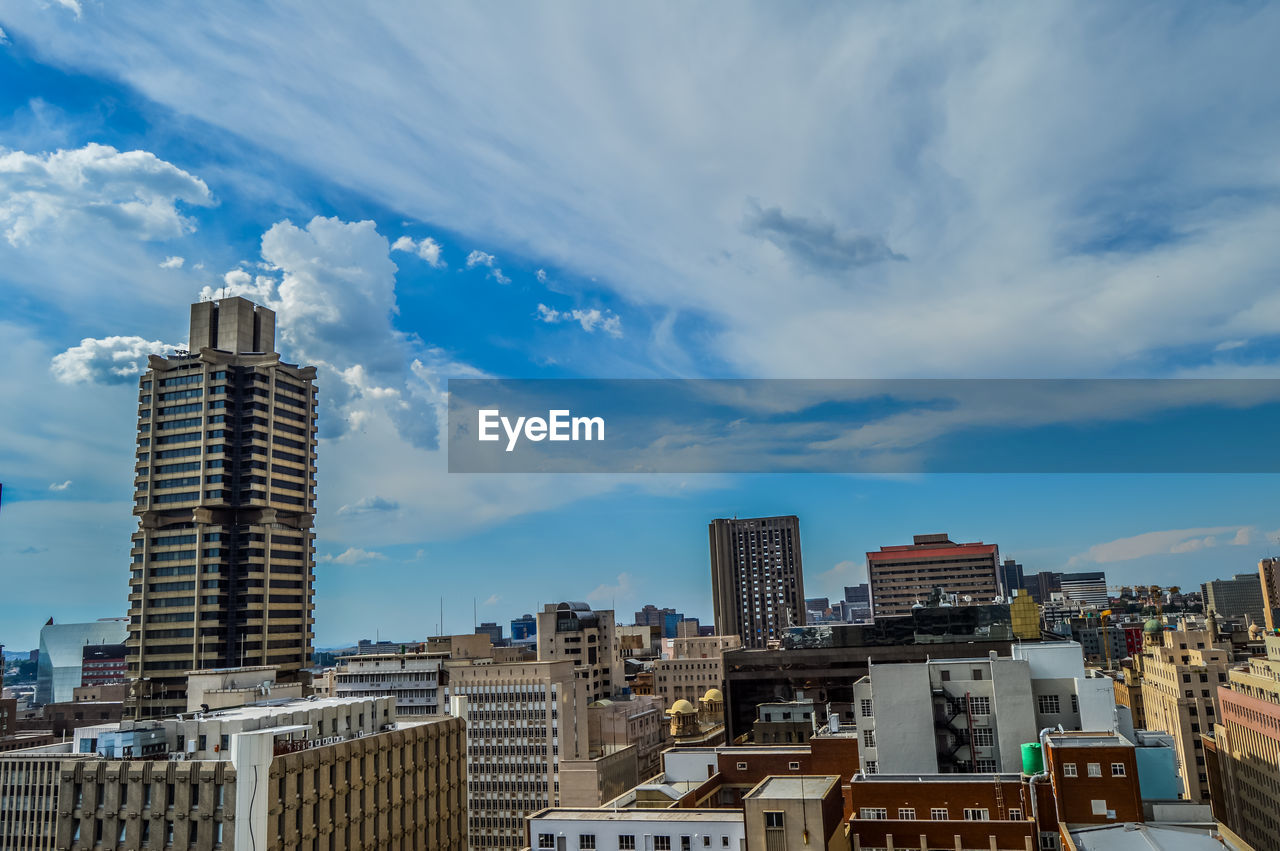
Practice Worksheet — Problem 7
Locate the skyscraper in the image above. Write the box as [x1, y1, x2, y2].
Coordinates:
[708, 515, 805, 649]
[998, 558, 1024, 599]
[127, 296, 317, 718]
[1059, 571, 1108, 607]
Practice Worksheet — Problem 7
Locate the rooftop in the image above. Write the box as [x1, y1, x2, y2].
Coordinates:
[744, 775, 840, 800]
[1069, 823, 1241, 851]
[530, 809, 744, 823]
[853, 773, 1024, 784]
[1048, 733, 1133, 749]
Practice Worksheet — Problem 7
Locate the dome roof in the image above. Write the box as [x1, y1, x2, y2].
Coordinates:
[702, 688, 724, 702]
[1144, 618, 1162, 634]
[669, 699, 697, 715]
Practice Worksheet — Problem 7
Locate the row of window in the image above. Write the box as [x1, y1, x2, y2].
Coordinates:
[539, 835, 732, 851]
[1062, 762, 1126, 778]
[858, 807, 1015, 821]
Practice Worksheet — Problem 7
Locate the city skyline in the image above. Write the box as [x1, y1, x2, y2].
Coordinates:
[4, 5, 1280, 649]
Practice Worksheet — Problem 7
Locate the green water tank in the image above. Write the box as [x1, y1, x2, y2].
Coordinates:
[1021, 742, 1043, 775]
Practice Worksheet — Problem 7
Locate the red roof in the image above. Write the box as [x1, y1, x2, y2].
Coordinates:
[867, 542, 997, 561]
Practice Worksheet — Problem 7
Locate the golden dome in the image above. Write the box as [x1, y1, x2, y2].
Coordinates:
[669, 699, 697, 715]
[701, 688, 724, 703]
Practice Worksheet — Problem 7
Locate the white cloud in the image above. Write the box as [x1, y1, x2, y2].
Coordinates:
[53, 0, 82, 19]
[321, 547, 386, 565]
[587, 572, 634, 604]
[336, 495, 400, 515]
[1215, 339, 1247, 351]
[0, 26, 9, 45]
[1070, 525, 1255, 565]
[51, 335, 180, 384]
[483, 594, 500, 606]
[159, 255, 184, 269]
[465, 249, 510, 284]
[48, 480, 72, 491]
[0, 143, 212, 245]
[392, 235, 445, 268]
[535, 268, 547, 284]
[536, 303, 623, 338]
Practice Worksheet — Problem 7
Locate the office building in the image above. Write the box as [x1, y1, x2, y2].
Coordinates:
[1201, 573, 1265, 626]
[844, 583, 872, 622]
[708, 515, 805, 649]
[333, 649, 447, 716]
[0, 696, 465, 851]
[1138, 618, 1230, 802]
[475, 622, 504, 645]
[866, 533, 1000, 618]
[79, 643, 128, 687]
[536, 602, 623, 701]
[510, 614, 537, 642]
[653, 634, 741, 709]
[634, 605, 684, 638]
[851, 642, 1119, 775]
[586, 694, 669, 781]
[449, 660, 590, 850]
[999, 558, 1024, 599]
[527, 808, 746, 851]
[1205, 634, 1280, 848]
[1060, 571, 1109, 608]
[35, 619, 129, 705]
[1023, 571, 1063, 604]
[127, 296, 318, 719]
[1261, 558, 1280, 633]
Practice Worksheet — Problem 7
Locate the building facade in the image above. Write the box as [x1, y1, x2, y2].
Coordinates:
[866, 534, 1000, 619]
[708, 515, 805, 649]
[127, 296, 318, 718]
[1201, 573, 1265, 626]
[333, 650, 447, 716]
[79, 644, 128, 688]
[1138, 619, 1230, 802]
[653, 635, 742, 709]
[449, 660, 590, 850]
[1059, 571, 1108, 608]
[35, 620, 129, 705]
[536, 603, 623, 702]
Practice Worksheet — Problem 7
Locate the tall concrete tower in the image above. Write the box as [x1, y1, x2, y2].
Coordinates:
[709, 515, 805, 649]
[127, 297, 317, 718]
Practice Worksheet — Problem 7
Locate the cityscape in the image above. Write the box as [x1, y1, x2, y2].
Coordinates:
[3, 4, 1280, 851]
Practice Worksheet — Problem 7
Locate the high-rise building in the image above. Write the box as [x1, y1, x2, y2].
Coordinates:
[536, 602, 623, 701]
[1024, 570, 1062, 604]
[866, 534, 999, 619]
[708, 515, 805, 649]
[449, 660, 590, 850]
[80, 644, 128, 687]
[475, 622, 504, 645]
[127, 297, 317, 719]
[1255, 556, 1280, 632]
[998, 558, 1024, 599]
[36, 619, 129, 705]
[1060, 571, 1108, 607]
[1200, 573, 1265, 626]
[1139, 618, 1230, 802]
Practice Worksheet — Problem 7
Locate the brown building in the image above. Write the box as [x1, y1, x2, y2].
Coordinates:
[847, 774, 1037, 851]
[1260, 557, 1280, 632]
[653, 634, 742, 708]
[709, 516, 805, 649]
[127, 296, 318, 719]
[867, 534, 1000, 619]
[1042, 732, 1143, 826]
[1138, 618, 1230, 802]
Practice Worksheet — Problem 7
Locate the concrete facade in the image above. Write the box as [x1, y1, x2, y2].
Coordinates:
[1200, 573, 1265, 626]
[653, 635, 741, 709]
[866, 534, 1000, 619]
[334, 650, 447, 716]
[537, 603, 624, 702]
[709, 516, 805, 649]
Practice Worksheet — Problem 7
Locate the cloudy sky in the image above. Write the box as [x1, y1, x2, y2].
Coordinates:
[2, 2, 1279, 648]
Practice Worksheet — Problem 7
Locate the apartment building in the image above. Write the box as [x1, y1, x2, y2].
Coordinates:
[527, 808, 747, 851]
[449, 660, 590, 850]
[852, 643, 1118, 775]
[1138, 618, 1230, 802]
[0, 696, 465, 851]
[333, 649, 447, 716]
[127, 297, 318, 718]
[653, 634, 741, 708]
[866, 534, 1000, 619]
[537, 602, 623, 701]
[709, 516, 805, 648]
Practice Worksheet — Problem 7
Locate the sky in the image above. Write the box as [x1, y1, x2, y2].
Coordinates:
[1, 2, 1279, 649]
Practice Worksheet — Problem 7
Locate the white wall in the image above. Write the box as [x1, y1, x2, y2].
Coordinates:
[529, 813, 745, 851]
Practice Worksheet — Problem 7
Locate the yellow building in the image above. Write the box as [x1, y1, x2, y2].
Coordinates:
[1009, 588, 1040, 639]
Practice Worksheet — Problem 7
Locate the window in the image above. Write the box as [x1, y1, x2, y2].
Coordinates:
[736, 761, 747, 770]
[859, 808, 888, 820]
[1008, 808, 1023, 820]
[940, 670, 951, 682]
[1070, 694, 1079, 714]
[863, 729, 876, 748]
[972, 727, 994, 747]
[930, 808, 949, 820]
[860, 698, 874, 717]
[1087, 763, 1102, 777]
[976, 759, 998, 772]
[1111, 763, 1126, 777]
[1040, 832, 1061, 850]
[1037, 694, 1060, 714]
[1063, 763, 1078, 778]
[968, 696, 991, 715]
[580, 835, 596, 850]
[619, 836, 636, 850]
[764, 812, 784, 828]
[788, 762, 800, 770]
[898, 808, 915, 820]
[703, 838, 711, 847]
[654, 838, 672, 851]
[865, 760, 878, 774]
[538, 835, 554, 849]
[972, 669, 984, 680]
[964, 809, 990, 821]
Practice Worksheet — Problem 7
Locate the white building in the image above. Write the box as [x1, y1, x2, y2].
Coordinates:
[333, 649, 447, 715]
[852, 642, 1119, 775]
[527, 808, 746, 851]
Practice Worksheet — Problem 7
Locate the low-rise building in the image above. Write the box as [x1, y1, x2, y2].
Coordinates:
[653, 635, 741, 709]
[333, 649, 447, 716]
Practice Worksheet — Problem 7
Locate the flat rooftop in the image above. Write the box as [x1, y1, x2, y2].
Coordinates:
[744, 775, 839, 800]
[1069, 823, 1238, 850]
[853, 773, 1023, 783]
[1048, 734, 1133, 749]
[181, 695, 387, 723]
[531, 809, 744, 823]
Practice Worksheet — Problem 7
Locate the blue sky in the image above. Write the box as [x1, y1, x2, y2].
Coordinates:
[2, 3, 1280, 649]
